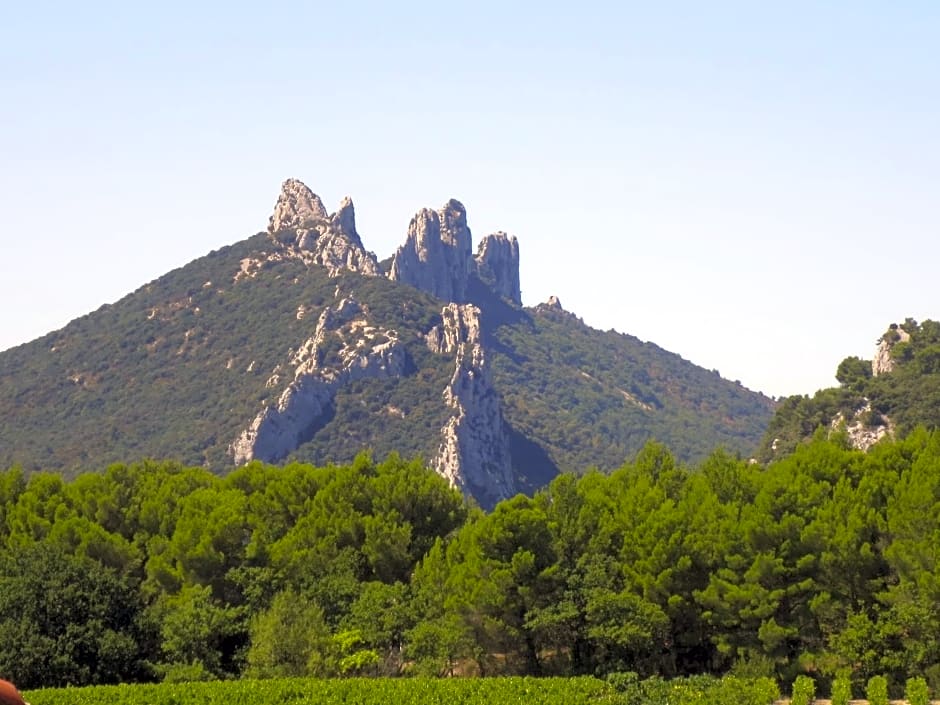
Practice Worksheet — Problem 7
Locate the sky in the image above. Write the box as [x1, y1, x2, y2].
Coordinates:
[1, 1, 937, 399]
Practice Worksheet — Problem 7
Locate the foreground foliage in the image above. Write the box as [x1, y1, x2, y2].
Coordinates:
[24, 676, 617, 705]
[24, 675, 782, 705]
[4, 432, 940, 694]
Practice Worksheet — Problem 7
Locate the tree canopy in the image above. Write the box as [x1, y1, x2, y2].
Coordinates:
[3, 435, 940, 693]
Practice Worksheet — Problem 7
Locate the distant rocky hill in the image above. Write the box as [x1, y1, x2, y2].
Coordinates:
[757, 318, 940, 462]
[0, 179, 775, 507]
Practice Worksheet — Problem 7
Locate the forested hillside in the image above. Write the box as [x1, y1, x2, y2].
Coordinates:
[0, 190, 774, 504]
[759, 318, 940, 461]
[4, 432, 940, 693]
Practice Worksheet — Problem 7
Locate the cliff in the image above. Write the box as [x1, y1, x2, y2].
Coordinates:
[429, 303, 515, 508]
[388, 201, 522, 306]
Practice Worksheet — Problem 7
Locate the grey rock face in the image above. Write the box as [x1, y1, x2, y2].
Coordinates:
[266, 179, 380, 277]
[439, 199, 473, 256]
[873, 326, 911, 376]
[388, 200, 475, 302]
[388, 199, 525, 308]
[475, 232, 521, 305]
[331, 196, 359, 241]
[431, 303, 515, 508]
[269, 178, 328, 237]
[230, 297, 406, 464]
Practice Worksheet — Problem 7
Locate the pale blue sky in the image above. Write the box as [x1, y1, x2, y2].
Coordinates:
[1, 1, 937, 398]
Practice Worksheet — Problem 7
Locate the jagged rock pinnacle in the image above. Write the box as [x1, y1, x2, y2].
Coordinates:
[269, 178, 328, 235]
[439, 199, 472, 256]
[263, 180, 380, 278]
[475, 232, 521, 305]
[388, 199, 523, 307]
[389, 200, 475, 302]
[331, 196, 359, 243]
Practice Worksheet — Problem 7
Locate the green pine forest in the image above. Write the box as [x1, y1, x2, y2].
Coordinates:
[5, 429, 940, 696]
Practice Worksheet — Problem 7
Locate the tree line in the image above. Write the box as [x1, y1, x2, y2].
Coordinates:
[2, 431, 940, 694]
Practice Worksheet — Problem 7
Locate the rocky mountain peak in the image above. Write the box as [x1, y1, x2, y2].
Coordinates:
[475, 232, 521, 305]
[264, 180, 379, 278]
[269, 178, 328, 236]
[331, 196, 360, 243]
[389, 200, 475, 302]
[389, 200, 522, 307]
[439, 199, 472, 254]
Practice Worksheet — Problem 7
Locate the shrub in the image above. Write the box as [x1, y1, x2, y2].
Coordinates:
[830, 673, 851, 705]
[791, 675, 815, 705]
[906, 676, 929, 705]
[605, 671, 643, 705]
[866, 675, 889, 705]
[745, 677, 781, 705]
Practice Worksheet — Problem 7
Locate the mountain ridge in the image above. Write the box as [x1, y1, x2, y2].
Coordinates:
[0, 179, 775, 506]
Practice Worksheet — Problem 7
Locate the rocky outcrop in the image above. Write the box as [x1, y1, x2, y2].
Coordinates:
[230, 298, 406, 464]
[331, 196, 358, 240]
[265, 179, 380, 277]
[388, 201, 524, 308]
[534, 295, 581, 322]
[431, 303, 515, 508]
[269, 178, 328, 238]
[475, 232, 521, 305]
[539, 295, 564, 312]
[830, 400, 894, 451]
[388, 200, 474, 301]
[873, 325, 911, 376]
[425, 303, 472, 355]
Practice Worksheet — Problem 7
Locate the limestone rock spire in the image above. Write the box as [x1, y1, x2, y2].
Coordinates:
[388, 199, 475, 302]
[475, 231, 521, 305]
[264, 179, 379, 277]
[268, 178, 328, 237]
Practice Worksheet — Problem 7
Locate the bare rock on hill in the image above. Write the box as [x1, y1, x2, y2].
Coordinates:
[432, 303, 515, 508]
[269, 178, 328, 237]
[475, 232, 521, 305]
[230, 297, 406, 464]
[388, 200, 475, 302]
[266, 179, 380, 277]
[873, 325, 911, 376]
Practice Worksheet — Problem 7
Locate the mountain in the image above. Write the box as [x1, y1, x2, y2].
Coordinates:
[0, 179, 775, 507]
[757, 318, 940, 462]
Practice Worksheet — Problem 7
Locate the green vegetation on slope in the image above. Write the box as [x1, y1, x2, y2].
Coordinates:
[0, 235, 452, 476]
[0, 234, 774, 484]
[758, 318, 940, 461]
[490, 303, 773, 475]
